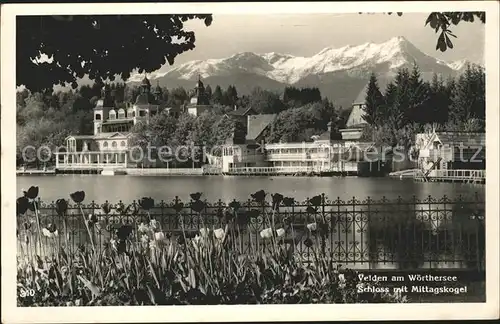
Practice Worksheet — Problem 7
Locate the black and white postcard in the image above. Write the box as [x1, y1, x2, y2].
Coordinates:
[1, 1, 499, 322]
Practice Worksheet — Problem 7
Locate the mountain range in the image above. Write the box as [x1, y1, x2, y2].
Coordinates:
[126, 36, 478, 109]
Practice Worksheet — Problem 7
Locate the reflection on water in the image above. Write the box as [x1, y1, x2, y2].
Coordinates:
[16, 175, 485, 270]
[17, 175, 484, 202]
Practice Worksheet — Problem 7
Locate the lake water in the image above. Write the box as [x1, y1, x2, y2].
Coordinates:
[17, 175, 484, 203]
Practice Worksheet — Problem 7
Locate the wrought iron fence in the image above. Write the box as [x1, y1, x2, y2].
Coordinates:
[17, 194, 485, 270]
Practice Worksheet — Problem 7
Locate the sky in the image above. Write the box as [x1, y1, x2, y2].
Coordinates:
[158, 13, 485, 72]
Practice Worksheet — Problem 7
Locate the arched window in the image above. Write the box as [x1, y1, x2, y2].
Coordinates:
[109, 110, 116, 120]
[103, 141, 108, 148]
[112, 141, 117, 148]
[118, 108, 125, 119]
[127, 108, 134, 118]
[95, 113, 102, 120]
[120, 141, 126, 147]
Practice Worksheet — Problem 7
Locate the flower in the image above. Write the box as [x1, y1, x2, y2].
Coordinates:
[199, 228, 210, 238]
[101, 202, 112, 214]
[173, 202, 184, 213]
[24, 186, 39, 199]
[260, 228, 273, 239]
[338, 274, 346, 289]
[138, 223, 149, 233]
[228, 200, 241, 211]
[213, 228, 225, 240]
[70, 191, 85, 203]
[149, 219, 159, 231]
[306, 222, 317, 231]
[154, 231, 166, 241]
[309, 195, 322, 207]
[109, 239, 117, 250]
[55, 199, 68, 216]
[140, 234, 149, 244]
[17, 196, 30, 215]
[190, 192, 202, 201]
[88, 213, 98, 223]
[138, 197, 154, 211]
[251, 190, 266, 203]
[191, 200, 205, 213]
[271, 193, 284, 209]
[42, 224, 58, 238]
[282, 197, 295, 207]
[276, 228, 286, 238]
[306, 206, 317, 214]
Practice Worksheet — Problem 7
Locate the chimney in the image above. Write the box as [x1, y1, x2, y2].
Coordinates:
[327, 121, 332, 134]
[234, 105, 237, 111]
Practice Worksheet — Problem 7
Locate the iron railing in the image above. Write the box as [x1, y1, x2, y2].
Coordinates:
[16, 194, 485, 270]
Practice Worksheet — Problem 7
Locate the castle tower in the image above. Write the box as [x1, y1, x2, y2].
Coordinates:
[94, 83, 114, 135]
[153, 80, 163, 103]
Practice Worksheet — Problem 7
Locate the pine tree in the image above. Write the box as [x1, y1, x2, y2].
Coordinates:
[205, 85, 212, 103]
[393, 68, 411, 128]
[212, 85, 223, 104]
[362, 73, 385, 126]
[224, 85, 238, 107]
[407, 64, 430, 124]
[449, 64, 485, 128]
[428, 74, 449, 124]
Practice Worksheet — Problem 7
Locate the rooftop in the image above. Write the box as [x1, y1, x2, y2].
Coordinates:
[246, 114, 276, 141]
[227, 107, 256, 117]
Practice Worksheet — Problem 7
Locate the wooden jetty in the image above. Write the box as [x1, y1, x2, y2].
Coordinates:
[415, 169, 485, 184]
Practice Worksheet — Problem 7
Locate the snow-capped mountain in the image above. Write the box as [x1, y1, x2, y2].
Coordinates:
[128, 36, 478, 108]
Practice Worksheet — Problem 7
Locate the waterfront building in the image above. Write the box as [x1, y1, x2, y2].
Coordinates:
[56, 75, 163, 171]
[415, 131, 486, 175]
[220, 114, 275, 172]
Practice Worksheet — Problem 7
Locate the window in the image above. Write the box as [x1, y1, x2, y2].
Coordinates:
[109, 110, 116, 120]
[127, 108, 134, 118]
[95, 113, 102, 120]
[112, 141, 117, 148]
[118, 109, 125, 119]
[103, 142, 108, 148]
[139, 110, 146, 117]
[120, 141, 126, 147]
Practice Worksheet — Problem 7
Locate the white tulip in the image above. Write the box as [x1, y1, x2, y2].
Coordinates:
[199, 228, 211, 237]
[154, 232, 165, 241]
[213, 228, 225, 240]
[260, 228, 273, 239]
[307, 223, 317, 231]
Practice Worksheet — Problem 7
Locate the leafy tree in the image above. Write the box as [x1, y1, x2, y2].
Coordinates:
[168, 87, 189, 108]
[362, 12, 486, 52]
[362, 73, 384, 126]
[423, 12, 485, 52]
[17, 15, 213, 92]
[248, 87, 285, 114]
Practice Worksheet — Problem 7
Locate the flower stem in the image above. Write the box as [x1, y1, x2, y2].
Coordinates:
[33, 202, 43, 256]
[79, 205, 95, 251]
